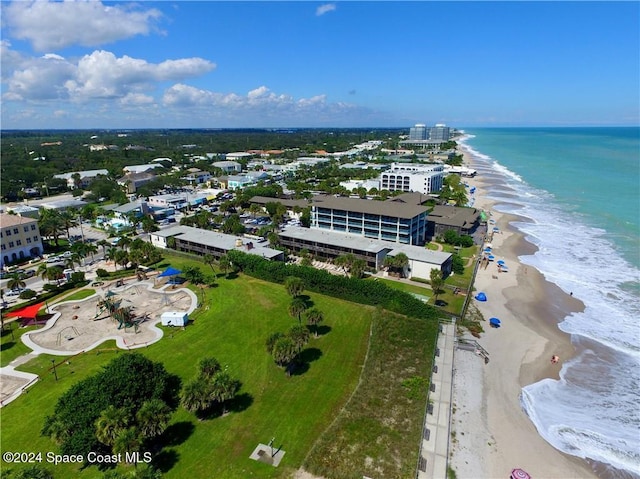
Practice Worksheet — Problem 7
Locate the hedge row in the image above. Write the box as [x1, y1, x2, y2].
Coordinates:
[226, 251, 440, 321]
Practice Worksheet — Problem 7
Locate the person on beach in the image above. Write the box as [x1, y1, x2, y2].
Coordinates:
[551, 355, 559, 364]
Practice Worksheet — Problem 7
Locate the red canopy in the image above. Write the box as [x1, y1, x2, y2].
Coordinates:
[4, 302, 45, 319]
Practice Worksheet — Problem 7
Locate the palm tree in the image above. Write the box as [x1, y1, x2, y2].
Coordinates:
[249, 203, 261, 219]
[266, 332, 285, 354]
[114, 249, 130, 271]
[104, 248, 119, 271]
[136, 399, 171, 440]
[198, 356, 221, 380]
[284, 276, 305, 298]
[267, 231, 279, 248]
[181, 378, 211, 414]
[288, 297, 308, 324]
[203, 254, 216, 275]
[95, 405, 129, 446]
[288, 324, 310, 354]
[305, 308, 324, 338]
[112, 427, 142, 463]
[38, 208, 64, 247]
[97, 239, 110, 255]
[218, 254, 231, 277]
[210, 370, 240, 414]
[349, 258, 366, 279]
[272, 337, 297, 376]
[59, 208, 79, 240]
[7, 274, 26, 293]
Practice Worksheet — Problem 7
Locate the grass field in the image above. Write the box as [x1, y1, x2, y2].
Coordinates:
[1, 272, 373, 478]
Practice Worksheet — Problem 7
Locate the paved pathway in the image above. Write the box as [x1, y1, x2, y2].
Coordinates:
[417, 321, 456, 479]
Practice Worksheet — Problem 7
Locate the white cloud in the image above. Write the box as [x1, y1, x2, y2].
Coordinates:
[2, 48, 215, 102]
[316, 4, 336, 16]
[119, 93, 155, 106]
[4, 0, 163, 51]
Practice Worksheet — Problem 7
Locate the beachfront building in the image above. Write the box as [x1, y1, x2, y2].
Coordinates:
[52, 169, 109, 189]
[278, 226, 452, 279]
[426, 205, 482, 239]
[0, 213, 44, 267]
[379, 163, 444, 195]
[409, 124, 428, 141]
[150, 225, 285, 261]
[311, 194, 429, 245]
[429, 124, 451, 141]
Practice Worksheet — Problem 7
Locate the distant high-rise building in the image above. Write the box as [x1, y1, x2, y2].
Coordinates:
[409, 124, 428, 141]
[429, 124, 450, 141]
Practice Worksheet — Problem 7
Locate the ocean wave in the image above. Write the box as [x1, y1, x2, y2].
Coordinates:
[467, 137, 640, 477]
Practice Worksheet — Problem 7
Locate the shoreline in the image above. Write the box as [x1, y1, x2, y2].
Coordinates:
[449, 143, 598, 478]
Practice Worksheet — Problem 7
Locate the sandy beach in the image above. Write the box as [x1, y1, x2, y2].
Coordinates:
[449, 146, 598, 478]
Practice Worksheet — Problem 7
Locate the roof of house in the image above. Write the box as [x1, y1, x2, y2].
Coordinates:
[249, 196, 310, 209]
[53, 169, 109, 180]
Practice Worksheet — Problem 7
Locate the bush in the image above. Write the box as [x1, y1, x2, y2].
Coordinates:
[95, 268, 109, 278]
[19, 289, 37, 300]
[451, 255, 465, 275]
[70, 271, 86, 284]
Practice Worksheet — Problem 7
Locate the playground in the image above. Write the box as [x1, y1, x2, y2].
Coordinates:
[22, 281, 197, 355]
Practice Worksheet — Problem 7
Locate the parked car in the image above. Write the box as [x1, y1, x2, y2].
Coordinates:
[4, 290, 21, 297]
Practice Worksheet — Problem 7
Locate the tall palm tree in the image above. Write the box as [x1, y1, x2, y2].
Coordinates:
[288, 297, 308, 324]
[203, 254, 216, 275]
[210, 371, 240, 414]
[218, 254, 231, 277]
[104, 248, 119, 271]
[7, 274, 26, 292]
[97, 239, 110, 255]
[306, 308, 324, 338]
[95, 405, 129, 447]
[199, 357, 221, 380]
[288, 324, 310, 353]
[136, 399, 171, 440]
[181, 378, 211, 414]
[272, 337, 297, 376]
[38, 208, 64, 247]
[59, 208, 79, 241]
[284, 276, 305, 298]
[112, 427, 142, 463]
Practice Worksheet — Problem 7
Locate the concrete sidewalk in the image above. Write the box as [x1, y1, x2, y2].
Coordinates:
[417, 321, 456, 478]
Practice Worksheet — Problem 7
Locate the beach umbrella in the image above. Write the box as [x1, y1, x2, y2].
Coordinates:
[510, 469, 531, 479]
[484, 247, 492, 253]
[475, 292, 487, 302]
[497, 260, 505, 265]
[493, 227, 500, 232]
[488, 255, 495, 261]
[489, 317, 501, 327]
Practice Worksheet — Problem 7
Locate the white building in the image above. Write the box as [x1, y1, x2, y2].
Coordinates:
[339, 179, 381, 192]
[0, 213, 44, 267]
[379, 163, 444, 195]
[53, 169, 109, 189]
[123, 164, 162, 174]
[212, 160, 242, 173]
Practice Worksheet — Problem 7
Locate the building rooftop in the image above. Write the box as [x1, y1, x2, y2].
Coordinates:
[0, 213, 38, 228]
[280, 226, 451, 264]
[312, 194, 428, 219]
[427, 205, 480, 228]
[154, 225, 283, 260]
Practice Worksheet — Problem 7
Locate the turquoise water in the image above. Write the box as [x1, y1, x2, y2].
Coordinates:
[460, 127, 640, 478]
[464, 127, 639, 268]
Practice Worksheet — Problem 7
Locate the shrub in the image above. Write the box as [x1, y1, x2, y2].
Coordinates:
[19, 289, 37, 300]
[96, 268, 109, 278]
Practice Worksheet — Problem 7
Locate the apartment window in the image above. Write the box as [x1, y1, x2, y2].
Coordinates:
[13, 228, 18, 234]
[0, 245, 4, 250]
[33, 236, 39, 241]
[16, 240, 22, 246]
[27, 238, 32, 244]
[31, 225, 36, 230]
[9, 242, 14, 247]
[5, 230, 11, 236]
[24, 226, 29, 232]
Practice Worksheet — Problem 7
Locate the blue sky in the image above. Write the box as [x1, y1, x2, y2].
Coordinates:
[1, 1, 638, 129]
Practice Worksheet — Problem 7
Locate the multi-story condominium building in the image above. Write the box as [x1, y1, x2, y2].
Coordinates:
[426, 205, 481, 239]
[429, 124, 450, 141]
[380, 163, 444, 195]
[311, 195, 429, 245]
[279, 226, 452, 279]
[0, 213, 44, 267]
[409, 124, 428, 141]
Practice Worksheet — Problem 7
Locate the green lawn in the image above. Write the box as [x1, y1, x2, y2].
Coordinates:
[1, 273, 373, 479]
[1, 324, 39, 367]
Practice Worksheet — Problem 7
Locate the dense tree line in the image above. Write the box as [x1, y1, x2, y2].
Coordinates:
[225, 251, 440, 321]
[42, 353, 180, 461]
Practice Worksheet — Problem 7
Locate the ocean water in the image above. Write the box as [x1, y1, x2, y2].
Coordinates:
[459, 128, 640, 478]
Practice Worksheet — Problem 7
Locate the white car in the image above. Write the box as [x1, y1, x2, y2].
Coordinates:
[4, 290, 20, 297]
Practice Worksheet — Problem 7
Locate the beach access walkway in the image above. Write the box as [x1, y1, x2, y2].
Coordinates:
[417, 321, 456, 479]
